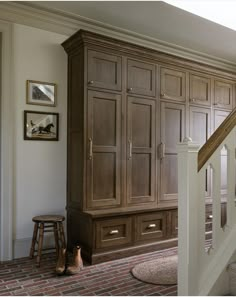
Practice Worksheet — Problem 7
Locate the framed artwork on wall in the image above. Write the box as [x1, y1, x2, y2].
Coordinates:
[26, 80, 57, 106]
[24, 110, 59, 141]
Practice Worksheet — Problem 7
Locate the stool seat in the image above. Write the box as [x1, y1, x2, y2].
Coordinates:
[32, 215, 65, 223]
[30, 214, 66, 267]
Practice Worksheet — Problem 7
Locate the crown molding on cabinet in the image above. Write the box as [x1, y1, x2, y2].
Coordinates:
[1, 2, 236, 73]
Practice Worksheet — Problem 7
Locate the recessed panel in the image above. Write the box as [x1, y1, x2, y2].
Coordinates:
[93, 153, 116, 200]
[191, 110, 209, 147]
[132, 103, 151, 148]
[132, 153, 151, 197]
[93, 98, 116, 146]
[162, 155, 178, 196]
[165, 74, 182, 97]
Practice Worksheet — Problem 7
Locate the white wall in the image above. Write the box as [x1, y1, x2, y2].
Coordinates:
[12, 24, 68, 257]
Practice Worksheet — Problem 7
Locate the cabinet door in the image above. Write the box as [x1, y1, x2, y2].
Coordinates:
[189, 73, 211, 106]
[214, 110, 230, 198]
[190, 106, 211, 197]
[160, 102, 185, 205]
[160, 67, 186, 102]
[87, 90, 121, 209]
[127, 97, 156, 205]
[214, 80, 233, 109]
[127, 59, 156, 97]
[87, 50, 122, 91]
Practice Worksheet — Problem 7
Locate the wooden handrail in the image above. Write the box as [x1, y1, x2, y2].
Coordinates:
[198, 107, 236, 172]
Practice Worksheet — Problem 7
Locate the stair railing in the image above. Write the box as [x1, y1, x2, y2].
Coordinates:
[177, 108, 236, 296]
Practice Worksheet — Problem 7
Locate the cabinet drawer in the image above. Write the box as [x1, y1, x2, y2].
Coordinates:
[127, 59, 156, 97]
[171, 210, 178, 237]
[135, 212, 167, 242]
[95, 217, 132, 249]
[87, 49, 122, 91]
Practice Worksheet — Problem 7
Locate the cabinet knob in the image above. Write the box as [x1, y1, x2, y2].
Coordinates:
[207, 215, 213, 219]
[109, 230, 119, 235]
[127, 87, 133, 92]
[213, 103, 219, 106]
[147, 223, 156, 229]
[88, 80, 94, 85]
[190, 98, 196, 102]
[161, 93, 165, 97]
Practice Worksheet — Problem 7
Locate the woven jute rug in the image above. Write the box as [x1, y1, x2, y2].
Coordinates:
[131, 255, 177, 285]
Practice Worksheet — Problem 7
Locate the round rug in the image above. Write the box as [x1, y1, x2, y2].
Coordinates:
[131, 255, 177, 285]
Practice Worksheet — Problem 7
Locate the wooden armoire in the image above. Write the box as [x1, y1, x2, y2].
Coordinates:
[62, 30, 236, 264]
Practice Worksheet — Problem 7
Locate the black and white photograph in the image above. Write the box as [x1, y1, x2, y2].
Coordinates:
[24, 110, 59, 141]
[26, 80, 57, 106]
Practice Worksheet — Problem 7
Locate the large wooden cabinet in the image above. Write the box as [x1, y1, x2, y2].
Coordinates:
[62, 30, 236, 264]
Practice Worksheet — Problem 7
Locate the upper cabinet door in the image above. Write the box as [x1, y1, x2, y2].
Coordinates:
[189, 73, 211, 106]
[87, 90, 122, 209]
[87, 50, 122, 91]
[127, 96, 156, 206]
[127, 59, 156, 97]
[160, 67, 186, 102]
[214, 79, 234, 110]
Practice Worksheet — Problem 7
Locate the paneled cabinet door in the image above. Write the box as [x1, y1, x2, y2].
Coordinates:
[127, 96, 156, 205]
[214, 110, 230, 199]
[160, 102, 185, 205]
[214, 80, 234, 109]
[160, 67, 186, 102]
[127, 59, 156, 97]
[190, 106, 211, 198]
[189, 73, 211, 106]
[87, 90, 122, 209]
[87, 49, 122, 91]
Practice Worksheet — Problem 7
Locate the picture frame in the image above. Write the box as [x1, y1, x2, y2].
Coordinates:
[26, 80, 57, 106]
[24, 110, 59, 141]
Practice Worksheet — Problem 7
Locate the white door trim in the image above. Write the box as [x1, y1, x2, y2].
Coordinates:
[0, 20, 13, 261]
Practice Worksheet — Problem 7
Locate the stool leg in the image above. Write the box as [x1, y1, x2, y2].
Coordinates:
[36, 223, 44, 267]
[29, 223, 38, 258]
[59, 222, 66, 248]
[53, 222, 59, 257]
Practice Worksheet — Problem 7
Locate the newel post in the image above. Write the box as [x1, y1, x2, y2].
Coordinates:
[177, 137, 201, 296]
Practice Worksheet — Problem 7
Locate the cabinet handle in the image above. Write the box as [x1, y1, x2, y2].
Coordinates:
[127, 87, 133, 92]
[128, 140, 132, 159]
[159, 142, 165, 160]
[109, 230, 119, 235]
[88, 80, 94, 85]
[147, 223, 156, 229]
[88, 138, 93, 160]
[208, 215, 213, 219]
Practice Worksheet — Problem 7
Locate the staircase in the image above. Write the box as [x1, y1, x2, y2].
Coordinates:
[177, 108, 236, 295]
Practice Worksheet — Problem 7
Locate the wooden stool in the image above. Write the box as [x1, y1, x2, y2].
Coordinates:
[29, 215, 66, 267]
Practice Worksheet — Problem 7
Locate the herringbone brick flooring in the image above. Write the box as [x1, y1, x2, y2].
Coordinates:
[0, 247, 177, 296]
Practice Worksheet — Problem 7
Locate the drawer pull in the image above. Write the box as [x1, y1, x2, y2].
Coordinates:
[88, 80, 94, 85]
[208, 215, 213, 219]
[109, 230, 119, 235]
[147, 223, 156, 229]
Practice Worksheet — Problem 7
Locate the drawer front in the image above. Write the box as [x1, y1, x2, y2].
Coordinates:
[171, 210, 178, 237]
[135, 212, 167, 242]
[95, 217, 132, 249]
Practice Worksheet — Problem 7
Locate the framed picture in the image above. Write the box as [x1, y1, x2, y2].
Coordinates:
[24, 110, 59, 141]
[26, 80, 56, 106]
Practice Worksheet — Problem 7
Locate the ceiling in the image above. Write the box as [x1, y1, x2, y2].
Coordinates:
[32, 1, 236, 64]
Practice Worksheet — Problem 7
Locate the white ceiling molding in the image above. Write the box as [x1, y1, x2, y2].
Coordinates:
[1, 1, 236, 73]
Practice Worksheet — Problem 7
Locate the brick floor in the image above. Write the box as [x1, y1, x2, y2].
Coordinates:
[0, 247, 177, 296]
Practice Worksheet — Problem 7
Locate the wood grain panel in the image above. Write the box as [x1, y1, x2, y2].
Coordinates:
[190, 73, 211, 106]
[214, 80, 233, 109]
[160, 102, 185, 204]
[127, 96, 156, 205]
[127, 59, 156, 97]
[87, 49, 122, 91]
[87, 90, 121, 209]
[160, 67, 186, 102]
